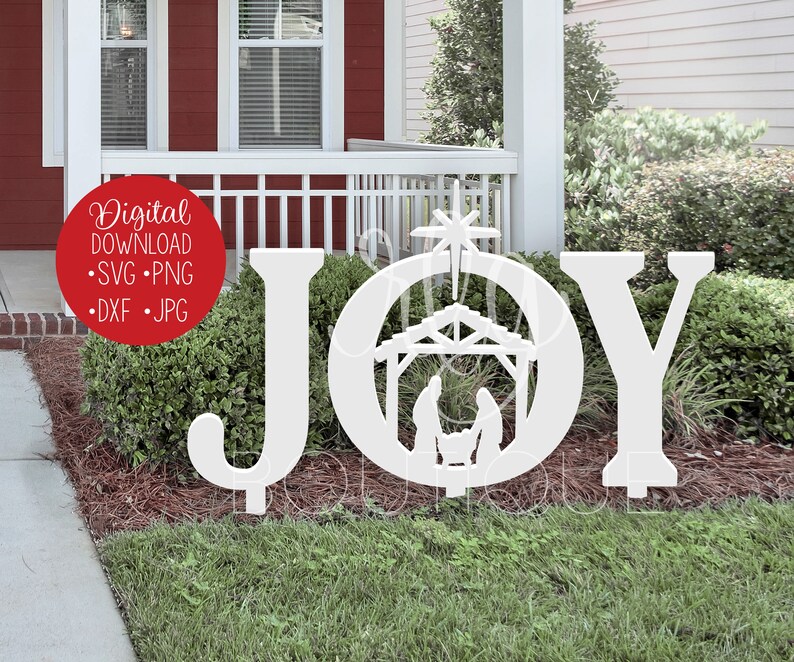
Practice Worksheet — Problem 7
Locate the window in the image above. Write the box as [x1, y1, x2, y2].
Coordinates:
[42, 0, 167, 166]
[100, 0, 150, 148]
[237, 0, 325, 148]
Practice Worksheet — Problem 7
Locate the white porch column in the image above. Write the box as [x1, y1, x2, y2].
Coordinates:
[384, 0, 406, 141]
[503, 0, 565, 256]
[62, 0, 101, 314]
[64, 0, 101, 214]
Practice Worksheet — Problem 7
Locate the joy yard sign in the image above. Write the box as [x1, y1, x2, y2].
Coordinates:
[188, 183, 716, 514]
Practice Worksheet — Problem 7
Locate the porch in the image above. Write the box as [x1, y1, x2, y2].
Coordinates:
[63, 0, 563, 250]
[46, 0, 566, 314]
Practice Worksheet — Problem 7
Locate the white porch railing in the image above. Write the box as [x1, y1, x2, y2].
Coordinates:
[101, 142, 518, 275]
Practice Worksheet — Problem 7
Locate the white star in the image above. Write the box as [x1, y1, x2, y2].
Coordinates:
[411, 180, 500, 299]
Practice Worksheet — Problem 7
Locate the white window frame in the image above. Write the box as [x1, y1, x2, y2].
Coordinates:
[218, 0, 345, 151]
[42, 0, 169, 167]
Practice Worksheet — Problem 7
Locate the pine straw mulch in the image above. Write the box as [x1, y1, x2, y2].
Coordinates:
[25, 337, 793, 540]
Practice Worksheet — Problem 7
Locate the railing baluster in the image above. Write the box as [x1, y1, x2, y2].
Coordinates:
[375, 174, 381, 246]
[235, 195, 244, 278]
[480, 173, 490, 253]
[435, 174, 443, 226]
[257, 174, 266, 248]
[390, 175, 400, 262]
[324, 196, 333, 255]
[354, 175, 361, 240]
[408, 177, 418, 255]
[494, 183, 502, 255]
[502, 174, 511, 253]
[346, 174, 355, 255]
[280, 195, 288, 248]
[368, 186, 377, 263]
[302, 174, 311, 248]
[213, 174, 221, 228]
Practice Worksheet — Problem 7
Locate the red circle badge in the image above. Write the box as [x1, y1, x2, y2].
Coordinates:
[57, 175, 226, 346]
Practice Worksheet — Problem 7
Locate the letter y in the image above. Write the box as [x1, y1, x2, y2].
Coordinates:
[561, 252, 714, 498]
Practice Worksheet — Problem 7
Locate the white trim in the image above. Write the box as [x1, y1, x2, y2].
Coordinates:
[42, 0, 64, 167]
[326, 0, 346, 150]
[220, 0, 344, 151]
[63, 0, 102, 314]
[348, 139, 500, 153]
[218, 0, 233, 150]
[64, 0, 101, 209]
[383, 0, 406, 141]
[153, 0, 169, 150]
[146, 1, 156, 148]
[102, 149, 519, 176]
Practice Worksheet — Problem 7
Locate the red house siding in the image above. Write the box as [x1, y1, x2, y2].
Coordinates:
[0, 1, 64, 249]
[344, 0, 384, 143]
[169, 0, 218, 151]
[0, 0, 384, 250]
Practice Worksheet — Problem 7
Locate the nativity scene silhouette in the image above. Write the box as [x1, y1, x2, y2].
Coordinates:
[374, 302, 536, 470]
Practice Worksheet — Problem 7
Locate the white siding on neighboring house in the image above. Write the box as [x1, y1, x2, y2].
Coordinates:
[405, 0, 447, 140]
[570, 0, 794, 147]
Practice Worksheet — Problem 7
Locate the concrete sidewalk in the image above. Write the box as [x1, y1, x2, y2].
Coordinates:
[0, 351, 136, 661]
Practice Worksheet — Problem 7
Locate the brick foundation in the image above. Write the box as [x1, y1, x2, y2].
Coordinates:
[0, 313, 88, 350]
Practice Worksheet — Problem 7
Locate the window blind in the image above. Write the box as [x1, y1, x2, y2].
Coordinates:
[239, 47, 321, 147]
[101, 49, 148, 149]
[238, 0, 324, 148]
[101, 0, 148, 149]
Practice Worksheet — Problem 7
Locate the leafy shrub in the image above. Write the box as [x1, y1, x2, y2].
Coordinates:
[82, 288, 331, 468]
[565, 108, 767, 251]
[621, 150, 794, 285]
[639, 273, 794, 443]
[83, 256, 793, 470]
[237, 253, 438, 349]
[422, 0, 618, 146]
[83, 255, 439, 466]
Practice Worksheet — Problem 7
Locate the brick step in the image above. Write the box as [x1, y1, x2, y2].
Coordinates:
[0, 312, 88, 350]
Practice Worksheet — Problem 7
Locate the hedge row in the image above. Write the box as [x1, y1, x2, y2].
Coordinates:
[82, 255, 794, 468]
[621, 150, 794, 286]
[564, 108, 766, 252]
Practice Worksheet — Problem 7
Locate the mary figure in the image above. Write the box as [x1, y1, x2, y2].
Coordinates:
[472, 388, 503, 469]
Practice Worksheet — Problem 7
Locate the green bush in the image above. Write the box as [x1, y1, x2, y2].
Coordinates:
[422, 0, 618, 146]
[639, 273, 794, 443]
[82, 257, 793, 469]
[621, 150, 794, 285]
[565, 108, 767, 251]
[82, 287, 331, 468]
[82, 255, 438, 467]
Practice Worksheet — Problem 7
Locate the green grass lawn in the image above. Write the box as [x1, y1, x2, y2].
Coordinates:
[102, 499, 792, 661]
